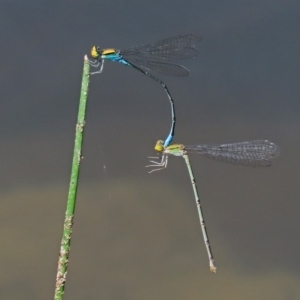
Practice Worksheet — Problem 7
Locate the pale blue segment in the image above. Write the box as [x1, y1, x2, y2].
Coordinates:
[164, 134, 173, 147]
[104, 53, 131, 66]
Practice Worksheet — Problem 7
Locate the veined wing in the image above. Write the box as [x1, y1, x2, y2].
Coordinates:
[129, 59, 190, 76]
[121, 34, 201, 61]
[185, 140, 280, 167]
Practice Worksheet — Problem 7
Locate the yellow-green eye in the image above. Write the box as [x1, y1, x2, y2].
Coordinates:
[91, 46, 100, 58]
[155, 140, 165, 152]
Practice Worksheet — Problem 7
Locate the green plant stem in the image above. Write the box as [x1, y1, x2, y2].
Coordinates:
[54, 56, 90, 300]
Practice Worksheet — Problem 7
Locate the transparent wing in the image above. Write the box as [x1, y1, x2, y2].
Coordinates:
[129, 59, 190, 76]
[121, 34, 201, 61]
[185, 140, 280, 167]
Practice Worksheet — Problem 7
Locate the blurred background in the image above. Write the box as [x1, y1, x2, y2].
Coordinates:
[1, 1, 300, 299]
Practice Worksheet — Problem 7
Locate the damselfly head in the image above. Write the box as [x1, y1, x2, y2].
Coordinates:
[154, 140, 165, 153]
[91, 46, 100, 59]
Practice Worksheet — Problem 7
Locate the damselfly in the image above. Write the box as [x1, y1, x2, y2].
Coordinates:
[147, 140, 280, 172]
[88, 34, 201, 147]
[146, 139, 280, 272]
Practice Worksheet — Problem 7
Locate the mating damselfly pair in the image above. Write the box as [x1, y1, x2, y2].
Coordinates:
[88, 34, 280, 273]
